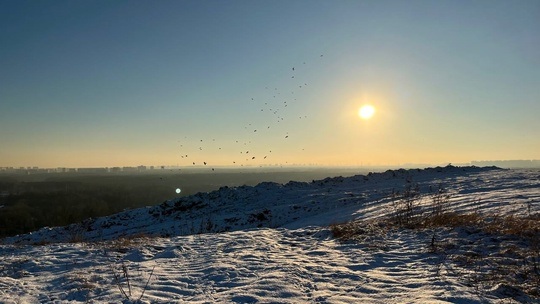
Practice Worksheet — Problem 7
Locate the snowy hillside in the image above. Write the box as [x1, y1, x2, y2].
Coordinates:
[1, 166, 539, 303]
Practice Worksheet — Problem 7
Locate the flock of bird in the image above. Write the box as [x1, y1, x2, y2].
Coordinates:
[177, 55, 324, 171]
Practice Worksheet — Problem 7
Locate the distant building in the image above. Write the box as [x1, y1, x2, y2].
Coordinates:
[77, 167, 109, 174]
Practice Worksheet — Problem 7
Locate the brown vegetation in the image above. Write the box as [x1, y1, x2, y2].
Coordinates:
[329, 185, 540, 300]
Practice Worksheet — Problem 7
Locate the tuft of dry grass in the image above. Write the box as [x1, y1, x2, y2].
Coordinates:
[329, 219, 388, 242]
[91, 233, 154, 253]
[329, 219, 391, 251]
[420, 212, 483, 229]
[484, 214, 540, 238]
[329, 221, 365, 241]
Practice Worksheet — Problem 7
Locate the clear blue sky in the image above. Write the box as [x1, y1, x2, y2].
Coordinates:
[1, 0, 539, 168]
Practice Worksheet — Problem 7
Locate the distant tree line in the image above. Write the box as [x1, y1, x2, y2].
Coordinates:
[0, 177, 184, 238]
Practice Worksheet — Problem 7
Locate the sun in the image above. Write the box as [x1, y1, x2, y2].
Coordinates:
[358, 105, 375, 119]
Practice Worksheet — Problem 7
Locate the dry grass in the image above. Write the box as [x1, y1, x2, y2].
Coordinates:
[420, 212, 483, 229]
[484, 214, 540, 238]
[329, 213, 540, 300]
[330, 211, 539, 246]
[328, 221, 366, 241]
[328, 191, 540, 301]
[90, 233, 155, 253]
[329, 219, 388, 241]
[111, 234, 151, 251]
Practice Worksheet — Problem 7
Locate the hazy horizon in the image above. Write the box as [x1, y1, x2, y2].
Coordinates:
[2, 1, 539, 168]
[4, 159, 540, 172]
[0, 162, 443, 171]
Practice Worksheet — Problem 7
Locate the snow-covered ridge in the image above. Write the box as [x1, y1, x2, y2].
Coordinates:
[1, 165, 510, 245]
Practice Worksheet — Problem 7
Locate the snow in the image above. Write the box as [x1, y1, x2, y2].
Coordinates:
[1, 166, 539, 303]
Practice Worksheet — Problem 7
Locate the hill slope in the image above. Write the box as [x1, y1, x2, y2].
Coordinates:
[1, 166, 539, 303]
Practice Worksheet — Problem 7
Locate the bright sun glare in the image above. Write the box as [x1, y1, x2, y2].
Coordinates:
[359, 105, 375, 119]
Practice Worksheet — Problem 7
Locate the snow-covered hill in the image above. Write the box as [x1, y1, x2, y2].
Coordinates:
[1, 165, 516, 245]
[1, 166, 539, 303]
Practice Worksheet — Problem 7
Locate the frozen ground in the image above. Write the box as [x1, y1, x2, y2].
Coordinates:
[1, 166, 539, 303]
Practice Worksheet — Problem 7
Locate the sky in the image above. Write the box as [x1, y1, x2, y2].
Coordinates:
[1, 0, 539, 168]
